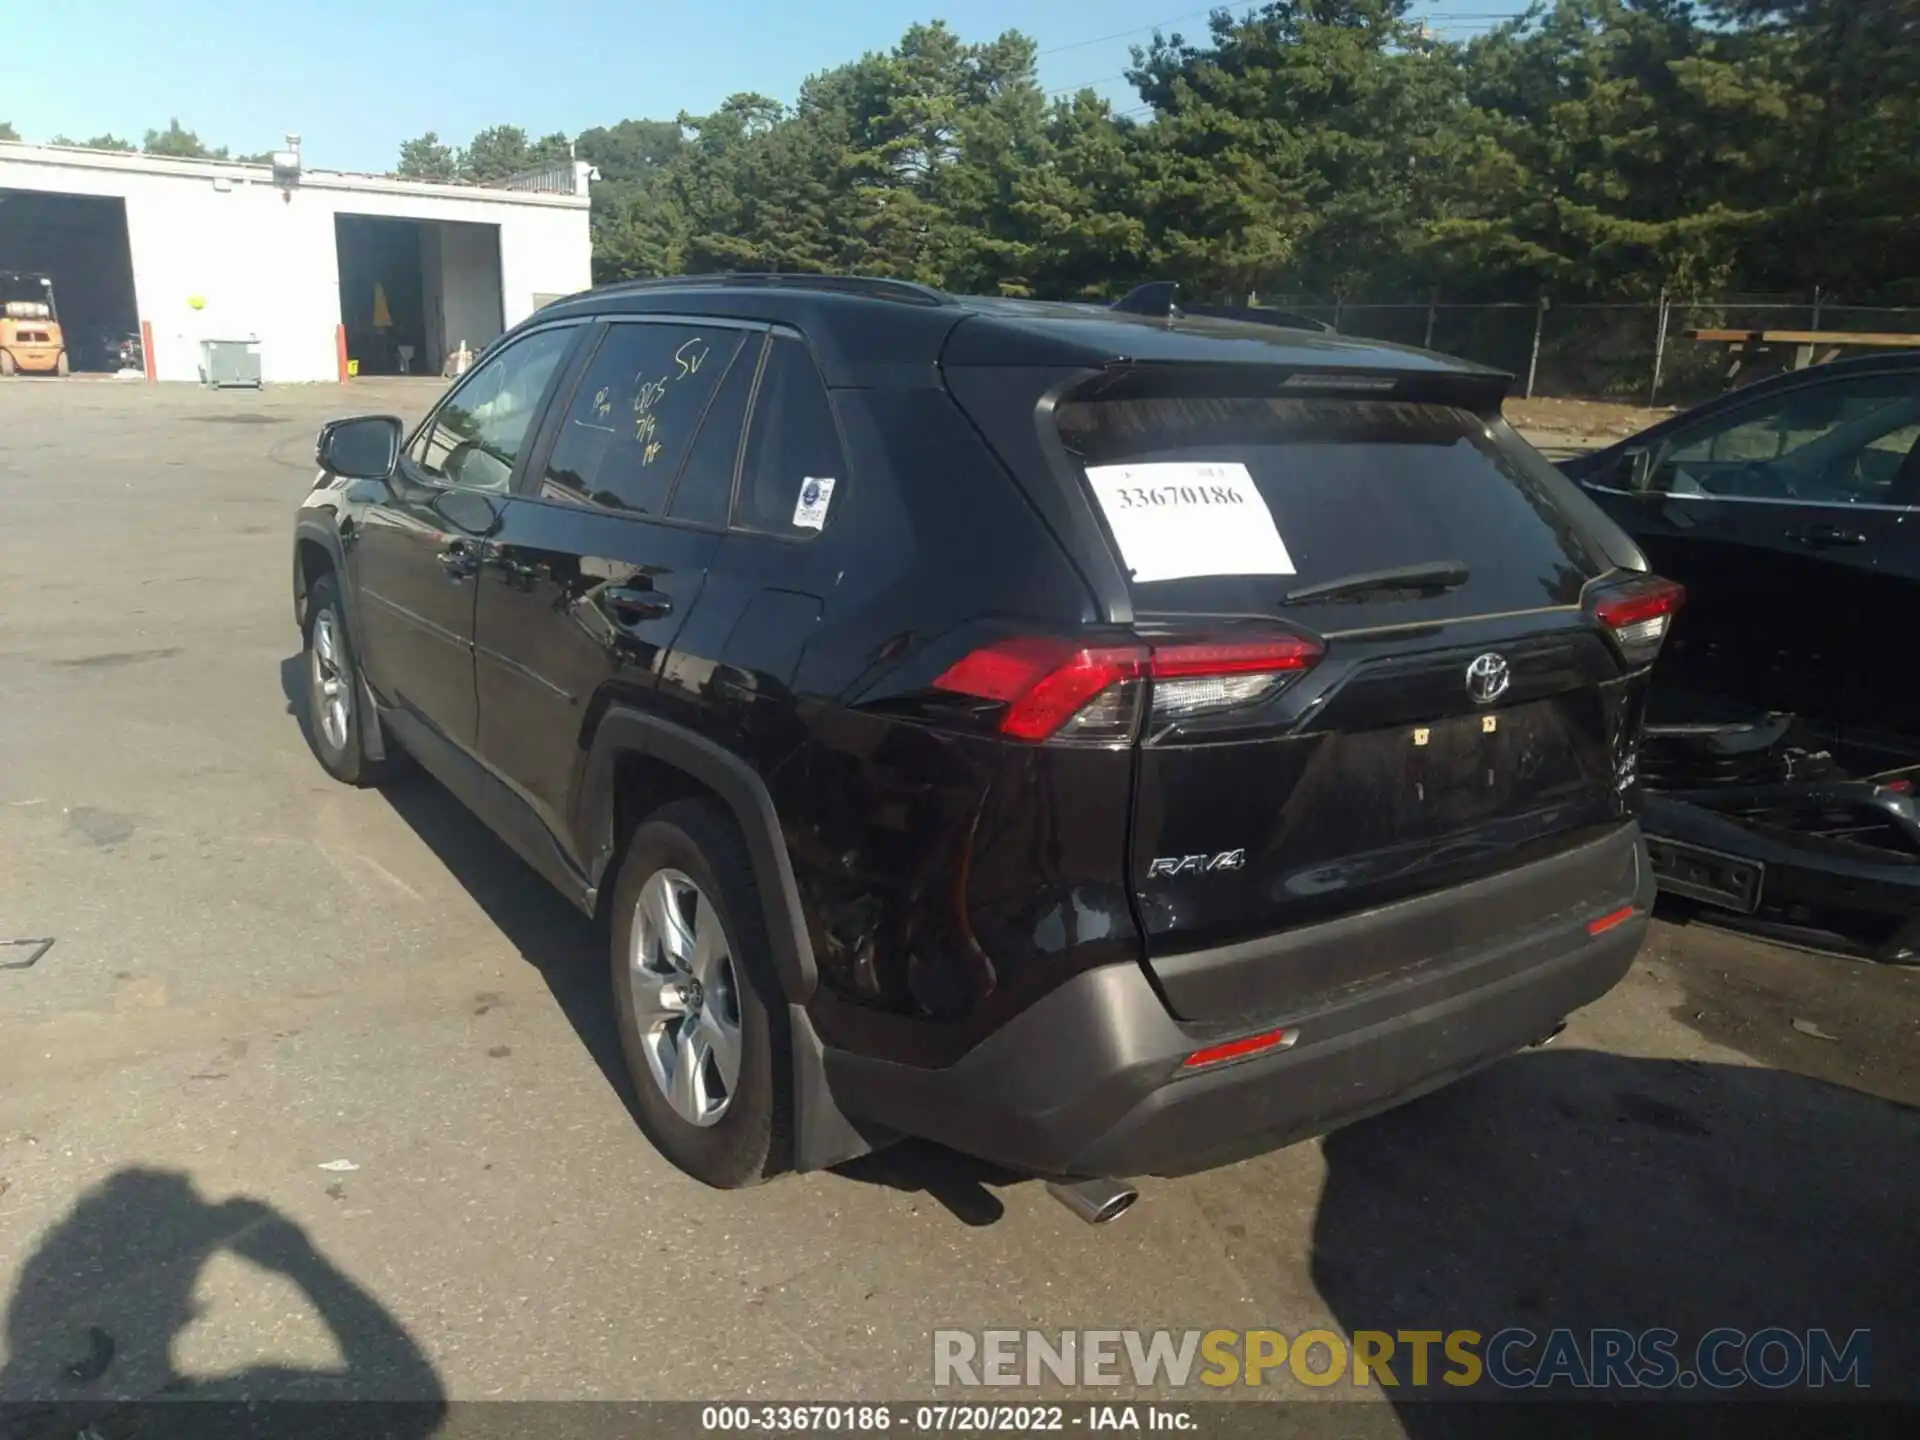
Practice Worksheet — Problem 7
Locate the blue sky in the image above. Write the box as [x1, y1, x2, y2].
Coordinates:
[4, 1, 1532, 173]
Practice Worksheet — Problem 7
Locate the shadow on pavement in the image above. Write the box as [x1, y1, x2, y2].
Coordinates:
[831, 1141, 1025, 1228]
[1308, 1047, 1918, 1427]
[0, 1168, 444, 1432]
[377, 770, 640, 1124]
[279, 653, 640, 1128]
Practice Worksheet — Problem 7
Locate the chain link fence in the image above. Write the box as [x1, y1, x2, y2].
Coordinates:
[1257, 294, 1920, 405]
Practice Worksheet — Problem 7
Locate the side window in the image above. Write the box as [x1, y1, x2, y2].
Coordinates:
[735, 337, 847, 537]
[667, 335, 763, 527]
[536, 323, 745, 515]
[408, 326, 577, 492]
[1653, 375, 1920, 503]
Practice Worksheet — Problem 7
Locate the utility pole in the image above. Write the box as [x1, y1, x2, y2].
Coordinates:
[1649, 286, 1672, 406]
[1525, 293, 1550, 400]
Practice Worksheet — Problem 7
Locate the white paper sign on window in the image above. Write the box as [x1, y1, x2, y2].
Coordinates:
[1082, 462, 1296, 584]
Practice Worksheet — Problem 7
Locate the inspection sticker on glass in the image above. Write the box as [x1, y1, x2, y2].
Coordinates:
[1082, 462, 1295, 583]
[793, 476, 836, 530]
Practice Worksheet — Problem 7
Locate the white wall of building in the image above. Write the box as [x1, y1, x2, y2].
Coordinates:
[0, 143, 592, 383]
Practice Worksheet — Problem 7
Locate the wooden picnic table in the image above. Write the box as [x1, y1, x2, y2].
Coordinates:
[1688, 327, 1920, 383]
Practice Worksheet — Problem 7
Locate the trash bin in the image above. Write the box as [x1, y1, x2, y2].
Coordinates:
[200, 338, 263, 388]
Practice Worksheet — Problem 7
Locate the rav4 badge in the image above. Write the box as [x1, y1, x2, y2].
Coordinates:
[1148, 849, 1248, 879]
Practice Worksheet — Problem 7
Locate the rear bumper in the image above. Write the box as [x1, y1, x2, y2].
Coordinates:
[826, 826, 1651, 1178]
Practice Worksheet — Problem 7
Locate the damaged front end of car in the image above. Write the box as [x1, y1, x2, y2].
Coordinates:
[1640, 702, 1920, 962]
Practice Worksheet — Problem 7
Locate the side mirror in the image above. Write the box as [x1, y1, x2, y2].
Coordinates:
[316, 415, 403, 481]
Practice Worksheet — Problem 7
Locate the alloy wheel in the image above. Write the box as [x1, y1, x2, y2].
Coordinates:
[309, 610, 352, 752]
[628, 868, 744, 1127]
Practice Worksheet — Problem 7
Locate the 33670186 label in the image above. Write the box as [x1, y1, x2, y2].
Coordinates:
[1082, 461, 1296, 584]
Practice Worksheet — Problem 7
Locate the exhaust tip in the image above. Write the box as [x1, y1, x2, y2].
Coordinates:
[1045, 1177, 1139, 1225]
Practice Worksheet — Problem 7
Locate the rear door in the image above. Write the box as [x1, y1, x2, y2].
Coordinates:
[474, 319, 760, 853]
[1046, 386, 1637, 966]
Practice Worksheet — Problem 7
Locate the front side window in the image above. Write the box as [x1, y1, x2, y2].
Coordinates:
[536, 323, 747, 516]
[1651, 374, 1920, 504]
[409, 326, 578, 492]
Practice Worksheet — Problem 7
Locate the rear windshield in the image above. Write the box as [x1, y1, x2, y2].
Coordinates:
[1054, 396, 1601, 616]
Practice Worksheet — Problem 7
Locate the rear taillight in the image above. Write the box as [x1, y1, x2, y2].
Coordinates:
[1149, 638, 1323, 724]
[932, 638, 1146, 743]
[933, 633, 1322, 743]
[1589, 575, 1684, 669]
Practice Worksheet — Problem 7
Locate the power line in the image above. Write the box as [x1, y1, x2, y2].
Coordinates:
[1047, 73, 1130, 96]
[1038, 8, 1218, 59]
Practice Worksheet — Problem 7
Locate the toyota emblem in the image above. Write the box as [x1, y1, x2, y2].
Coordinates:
[1466, 652, 1511, 705]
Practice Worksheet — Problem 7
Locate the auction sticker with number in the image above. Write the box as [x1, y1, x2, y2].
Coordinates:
[1082, 462, 1295, 584]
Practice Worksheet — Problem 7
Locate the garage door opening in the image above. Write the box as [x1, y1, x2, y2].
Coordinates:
[0, 190, 139, 374]
[335, 215, 502, 377]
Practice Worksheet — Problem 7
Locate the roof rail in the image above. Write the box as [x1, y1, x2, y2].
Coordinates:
[595, 272, 956, 308]
[1112, 281, 1336, 335]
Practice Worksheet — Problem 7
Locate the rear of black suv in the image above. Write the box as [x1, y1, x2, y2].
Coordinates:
[811, 303, 1668, 1181]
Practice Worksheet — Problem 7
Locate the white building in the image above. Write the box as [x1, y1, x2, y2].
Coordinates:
[0, 138, 593, 383]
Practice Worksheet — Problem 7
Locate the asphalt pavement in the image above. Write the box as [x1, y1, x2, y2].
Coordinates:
[0, 377, 1914, 1420]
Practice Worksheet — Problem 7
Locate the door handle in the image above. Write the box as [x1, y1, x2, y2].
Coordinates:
[604, 584, 671, 623]
[1788, 524, 1867, 547]
[438, 541, 480, 578]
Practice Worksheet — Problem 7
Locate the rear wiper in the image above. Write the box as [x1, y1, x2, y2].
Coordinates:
[1283, 560, 1470, 606]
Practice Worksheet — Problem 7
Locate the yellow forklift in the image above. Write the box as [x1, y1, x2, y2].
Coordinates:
[0, 271, 69, 376]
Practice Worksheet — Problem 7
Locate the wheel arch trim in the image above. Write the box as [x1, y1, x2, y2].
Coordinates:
[581, 708, 818, 1006]
[292, 516, 387, 763]
[292, 517, 351, 625]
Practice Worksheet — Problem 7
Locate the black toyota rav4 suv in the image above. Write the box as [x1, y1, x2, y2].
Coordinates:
[291, 274, 1669, 1215]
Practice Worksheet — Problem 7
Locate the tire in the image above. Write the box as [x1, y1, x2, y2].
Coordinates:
[300, 573, 400, 786]
[0, 351, 15, 377]
[55, 351, 70, 377]
[611, 799, 792, 1188]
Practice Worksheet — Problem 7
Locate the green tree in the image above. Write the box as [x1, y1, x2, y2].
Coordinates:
[389, 7, 1920, 304]
[527, 131, 574, 169]
[1446, 0, 1800, 297]
[1009, 95, 1150, 299]
[457, 125, 573, 185]
[396, 131, 458, 180]
[457, 125, 530, 183]
[50, 133, 137, 151]
[0, 121, 17, 141]
[578, 118, 694, 278]
[1703, 0, 1920, 291]
[143, 118, 226, 160]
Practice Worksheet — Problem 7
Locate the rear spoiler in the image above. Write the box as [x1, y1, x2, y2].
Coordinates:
[1112, 281, 1335, 335]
